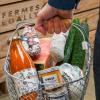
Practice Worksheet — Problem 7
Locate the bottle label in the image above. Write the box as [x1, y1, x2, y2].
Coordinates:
[39, 67, 63, 90]
[13, 68, 39, 97]
[42, 74, 59, 90]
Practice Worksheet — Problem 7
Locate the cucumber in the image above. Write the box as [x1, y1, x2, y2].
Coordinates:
[81, 18, 89, 42]
[71, 19, 89, 69]
[63, 18, 80, 63]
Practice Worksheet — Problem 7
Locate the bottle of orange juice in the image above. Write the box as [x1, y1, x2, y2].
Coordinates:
[10, 38, 40, 100]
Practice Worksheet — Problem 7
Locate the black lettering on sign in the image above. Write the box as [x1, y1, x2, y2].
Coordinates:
[42, 3, 46, 8]
[23, 14, 27, 20]
[1, 21, 7, 26]
[16, 16, 22, 21]
[35, 5, 40, 11]
[30, 6, 34, 12]
[8, 18, 15, 24]
[0, 0, 48, 32]
[15, 10, 20, 16]
[2, 12, 6, 18]
[21, 7, 28, 14]
[33, 12, 38, 17]
[29, 13, 33, 19]
[8, 11, 13, 17]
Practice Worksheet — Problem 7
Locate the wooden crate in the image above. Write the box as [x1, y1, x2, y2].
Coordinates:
[0, 0, 25, 5]
[75, 0, 99, 13]
[75, 8, 99, 31]
[0, 0, 47, 33]
[0, 0, 99, 33]
[0, 0, 99, 84]
[0, 58, 5, 83]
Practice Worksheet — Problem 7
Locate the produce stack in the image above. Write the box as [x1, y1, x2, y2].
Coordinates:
[64, 18, 89, 69]
[4, 18, 90, 100]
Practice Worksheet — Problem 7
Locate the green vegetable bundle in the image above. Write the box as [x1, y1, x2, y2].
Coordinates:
[64, 18, 89, 69]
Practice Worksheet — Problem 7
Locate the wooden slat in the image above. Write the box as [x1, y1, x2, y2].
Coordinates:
[0, 0, 47, 33]
[0, 0, 25, 5]
[0, 31, 13, 58]
[74, 8, 99, 31]
[89, 30, 96, 46]
[75, 0, 99, 13]
[0, 58, 7, 93]
[0, 0, 99, 12]
[0, 0, 98, 11]
[0, 58, 5, 83]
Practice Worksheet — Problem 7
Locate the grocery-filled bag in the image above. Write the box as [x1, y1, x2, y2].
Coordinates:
[4, 20, 91, 100]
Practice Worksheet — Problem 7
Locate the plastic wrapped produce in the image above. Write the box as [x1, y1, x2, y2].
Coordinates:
[50, 31, 69, 62]
[58, 63, 84, 100]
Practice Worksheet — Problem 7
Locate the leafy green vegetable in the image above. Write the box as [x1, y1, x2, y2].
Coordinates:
[71, 19, 89, 69]
[63, 18, 80, 63]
